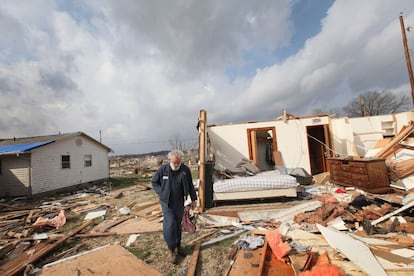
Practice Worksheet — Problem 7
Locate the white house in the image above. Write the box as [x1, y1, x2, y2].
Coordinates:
[0, 132, 112, 197]
[205, 111, 414, 176]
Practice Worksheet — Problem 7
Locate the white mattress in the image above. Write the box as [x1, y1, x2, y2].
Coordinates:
[213, 171, 298, 193]
[213, 188, 297, 201]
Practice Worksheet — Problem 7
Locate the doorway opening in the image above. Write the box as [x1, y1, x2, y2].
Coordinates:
[306, 124, 331, 175]
[247, 127, 277, 171]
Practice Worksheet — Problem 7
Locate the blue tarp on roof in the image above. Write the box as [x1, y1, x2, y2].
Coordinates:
[0, 141, 54, 154]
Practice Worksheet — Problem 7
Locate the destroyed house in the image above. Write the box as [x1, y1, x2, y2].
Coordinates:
[197, 110, 414, 208]
[0, 132, 112, 197]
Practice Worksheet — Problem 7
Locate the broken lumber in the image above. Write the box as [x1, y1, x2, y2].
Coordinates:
[189, 230, 216, 245]
[133, 201, 159, 212]
[389, 158, 414, 179]
[186, 242, 201, 276]
[375, 122, 414, 159]
[0, 220, 93, 276]
[75, 232, 118, 238]
[227, 237, 295, 276]
[371, 200, 414, 226]
[92, 215, 132, 233]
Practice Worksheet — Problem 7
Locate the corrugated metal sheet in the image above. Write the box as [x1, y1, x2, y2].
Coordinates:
[0, 141, 54, 154]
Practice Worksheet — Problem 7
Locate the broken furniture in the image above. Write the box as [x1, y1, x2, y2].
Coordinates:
[328, 157, 391, 193]
[227, 239, 295, 276]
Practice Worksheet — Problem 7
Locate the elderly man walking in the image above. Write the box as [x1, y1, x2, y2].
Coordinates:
[151, 149, 197, 264]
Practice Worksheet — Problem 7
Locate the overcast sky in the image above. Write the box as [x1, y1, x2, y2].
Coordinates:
[1, 0, 414, 155]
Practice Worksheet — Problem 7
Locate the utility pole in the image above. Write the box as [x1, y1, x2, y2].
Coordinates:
[399, 13, 414, 106]
[198, 109, 206, 212]
[359, 95, 367, 116]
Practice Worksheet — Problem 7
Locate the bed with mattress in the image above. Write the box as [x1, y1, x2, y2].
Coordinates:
[213, 170, 299, 201]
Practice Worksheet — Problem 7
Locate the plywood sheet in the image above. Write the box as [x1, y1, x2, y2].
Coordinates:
[40, 244, 162, 276]
[228, 240, 294, 276]
[110, 217, 162, 234]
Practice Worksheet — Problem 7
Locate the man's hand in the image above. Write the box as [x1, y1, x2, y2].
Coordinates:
[191, 201, 197, 209]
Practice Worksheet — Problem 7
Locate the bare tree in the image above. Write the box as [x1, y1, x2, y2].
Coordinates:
[169, 133, 185, 151]
[168, 134, 197, 152]
[343, 90, 411, 117]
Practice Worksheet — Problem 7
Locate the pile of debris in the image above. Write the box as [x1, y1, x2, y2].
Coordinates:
[0, 182, 162, 275]
[199, 183, 414, 275]
[375, 121, 414, 190]
[1, 182, 414, 275]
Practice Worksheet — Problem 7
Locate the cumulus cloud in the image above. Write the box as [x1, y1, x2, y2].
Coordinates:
[0, 0, 414, 154]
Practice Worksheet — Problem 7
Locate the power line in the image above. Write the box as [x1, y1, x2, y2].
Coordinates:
[107, 137, 198, 146]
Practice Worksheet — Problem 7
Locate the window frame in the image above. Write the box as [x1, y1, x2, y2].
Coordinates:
[61, 155, 71, 169]
[84, 154, 92, 167]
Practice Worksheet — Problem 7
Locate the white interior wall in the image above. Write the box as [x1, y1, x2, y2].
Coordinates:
[349, 115, 390, 156]
[274, 120, 309, 171]
[395, 111, 414, 131]
[208, 122, 269, 171]
[277, 117, 330, 172]
[207, 116, 330, 173]
[331, 111, 414, 157]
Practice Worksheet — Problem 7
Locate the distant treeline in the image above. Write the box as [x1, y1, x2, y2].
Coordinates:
[115, 150, 169, 158]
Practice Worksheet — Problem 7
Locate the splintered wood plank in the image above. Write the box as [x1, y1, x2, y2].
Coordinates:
[0, 210, 31, 220]
[258, 240, 295, 276]
[228, 241, 294, 276]
[133, 201, 159, 212]
[186, 242, 201, 276]
[0, 220, 93, 276]
[228, 246, 263, 275]
[40, 244, 162, 276]
[370, 247, 414, 266]
[189, 230, 216, 245]
[261, 250, 295, 275]
[136, 204, 161, 218]
[91, 216, 132, 233]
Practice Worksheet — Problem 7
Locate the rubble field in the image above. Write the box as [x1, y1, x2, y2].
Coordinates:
[1, 172, 414, 275]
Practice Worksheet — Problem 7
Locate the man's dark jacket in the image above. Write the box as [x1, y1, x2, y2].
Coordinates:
[151, 163, 197, 206]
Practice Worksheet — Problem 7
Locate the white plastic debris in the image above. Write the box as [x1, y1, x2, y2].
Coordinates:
[84, 210, 106, 220]
[119, 206, 131, 215]
[32, 233, 48, 240]
[125, 234, 140, 247]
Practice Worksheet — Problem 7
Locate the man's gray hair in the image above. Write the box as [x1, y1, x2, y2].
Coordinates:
[168, 149, 184, 160]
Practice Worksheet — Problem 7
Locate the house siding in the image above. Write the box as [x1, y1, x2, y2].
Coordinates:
[30, 136, 109, 194]
[0, 154, 31, 196]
